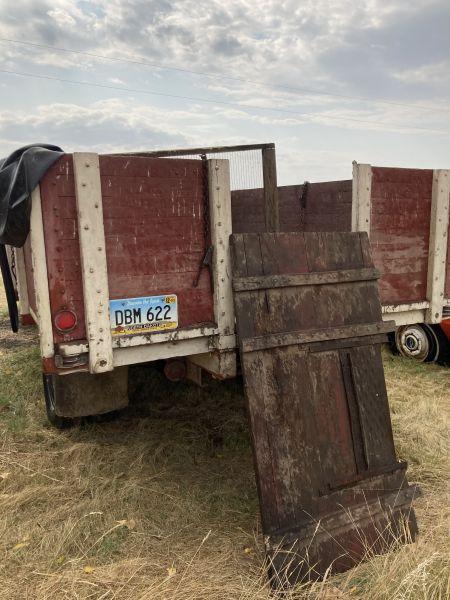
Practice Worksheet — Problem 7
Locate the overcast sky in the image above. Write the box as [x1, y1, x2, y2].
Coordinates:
[0, 0, 449, 183]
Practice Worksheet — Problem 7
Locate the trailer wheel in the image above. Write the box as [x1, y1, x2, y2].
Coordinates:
[394, 324, 440, 362]
[42, 374, 74, 429]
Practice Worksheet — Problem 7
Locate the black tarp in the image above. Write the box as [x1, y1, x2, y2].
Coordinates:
[0, 144, 63, 331]
[0, 144, 63, 246]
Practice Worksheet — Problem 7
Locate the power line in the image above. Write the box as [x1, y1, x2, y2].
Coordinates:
[0, 67, 448, 136]
[0, 36, 448, 115]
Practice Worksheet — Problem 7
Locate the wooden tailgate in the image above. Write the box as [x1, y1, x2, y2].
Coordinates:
[231, 232, 418, 586]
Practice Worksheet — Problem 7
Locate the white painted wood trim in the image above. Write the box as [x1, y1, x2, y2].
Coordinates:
[426, 169, 450, 324]
[382, 309, 426, 327]
[73, 152, 113, 374]
[14, 246, 30, 317]
[29, 306, 38, 325]
[352, 162, 372, 234]
[58, 325, 233, 356]
[113, 336, 215, 367]
[207, 159, 235, 336]
[29, 186, 54, 359]
[188, 349, 236, 378]
[382, 301, 429, 314]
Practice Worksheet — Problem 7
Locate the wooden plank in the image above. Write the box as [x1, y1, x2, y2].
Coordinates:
[426, 169, 450, 323]
[29, 186, 54, 359]
[308, 351, 359, 487]
[262, 147, 279, 232]
[348, 345, 397, 470]
[241, 321, 395, 353]
[14, 246, 30, 318]
[233, 267, 379, 291]
[352, 163, 372, 233]
[207, 159, 235, 337]
[73, 152, 114, 374]
[112, 142, 275, 157]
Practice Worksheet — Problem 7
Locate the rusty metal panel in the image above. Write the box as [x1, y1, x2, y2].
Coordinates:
[231, 232, 419, 587]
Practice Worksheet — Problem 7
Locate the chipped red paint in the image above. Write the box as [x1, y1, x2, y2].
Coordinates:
[20, 314, 35, 326]
[370, 167, 433, 305]
[36, 154, 214, 344]
[231, 180, 352, 234]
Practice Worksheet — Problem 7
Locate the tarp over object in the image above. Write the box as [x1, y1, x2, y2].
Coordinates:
[0, 144, 63, 332]
[0, 144, 63, 247]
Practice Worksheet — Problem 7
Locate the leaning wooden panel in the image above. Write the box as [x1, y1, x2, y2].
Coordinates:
[231, 232, 419, 587]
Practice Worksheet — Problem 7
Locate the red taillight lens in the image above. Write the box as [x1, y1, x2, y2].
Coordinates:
[54, 310, 77, 332]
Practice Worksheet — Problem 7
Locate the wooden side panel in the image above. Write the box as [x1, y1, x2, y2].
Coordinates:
[99, 156, 214, 328]
[232, 232, 418, 586]
[39, 156, 87, 343]
[370, 167, 433, 305]
[39, 155, 215, 344]
[231, 180, 352, 234]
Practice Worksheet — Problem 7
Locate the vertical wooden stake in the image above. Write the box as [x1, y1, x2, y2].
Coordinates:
[207, 158, 235, 337]
[14, 246, 30, 319]
[262, 147, 279, 232]
[352, 162, 372, 234]
[29, 186, 54, 359]
[73, 152, 114, 374]
[426, 169, 450, 324]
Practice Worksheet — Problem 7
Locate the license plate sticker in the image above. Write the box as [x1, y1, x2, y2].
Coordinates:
[109, 294, 178, 336]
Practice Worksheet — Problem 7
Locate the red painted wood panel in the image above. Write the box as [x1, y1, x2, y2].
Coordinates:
[370, 167, 433, 305]
[231, 180, 352, 234]
[38, 154, 214, 343]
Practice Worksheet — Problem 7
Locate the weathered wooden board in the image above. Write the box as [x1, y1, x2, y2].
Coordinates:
[231, 232, 418, 586]
[370, 167, 433, 305]
[231, 180, 352, 234]
[38, 154, 214, 343]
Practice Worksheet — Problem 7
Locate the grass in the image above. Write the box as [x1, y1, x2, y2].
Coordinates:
[0, 282, 449, 599]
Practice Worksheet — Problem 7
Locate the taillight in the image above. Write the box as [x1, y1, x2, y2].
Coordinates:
[54, 309, 77, 332]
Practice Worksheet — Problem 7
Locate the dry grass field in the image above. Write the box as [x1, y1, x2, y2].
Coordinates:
[0, 282, 449, 599]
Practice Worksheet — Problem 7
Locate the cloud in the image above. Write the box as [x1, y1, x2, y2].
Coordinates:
[1, 0, 449, 103]
[0, 1, 448, 184]
[0, 99, 192, 155]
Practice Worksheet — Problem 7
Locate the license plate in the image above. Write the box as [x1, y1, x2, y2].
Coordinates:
[109, 294, 178, 336]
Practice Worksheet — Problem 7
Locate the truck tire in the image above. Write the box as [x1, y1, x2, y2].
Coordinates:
[394, 323, 440, 362]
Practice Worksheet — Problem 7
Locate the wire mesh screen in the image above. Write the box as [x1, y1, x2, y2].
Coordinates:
[165, 149, 264, 191]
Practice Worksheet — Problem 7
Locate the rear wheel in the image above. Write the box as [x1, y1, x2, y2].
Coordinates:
[394, 323, 440, 363]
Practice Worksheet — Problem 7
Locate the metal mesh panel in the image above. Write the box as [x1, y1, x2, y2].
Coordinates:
[165, 149, 263, 191]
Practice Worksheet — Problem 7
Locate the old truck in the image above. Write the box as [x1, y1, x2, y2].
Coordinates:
[0, 143, 421, 584]
[2, 143, 449, 428]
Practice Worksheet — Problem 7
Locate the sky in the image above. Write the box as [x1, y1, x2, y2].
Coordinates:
[0, 0, 449, 184]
